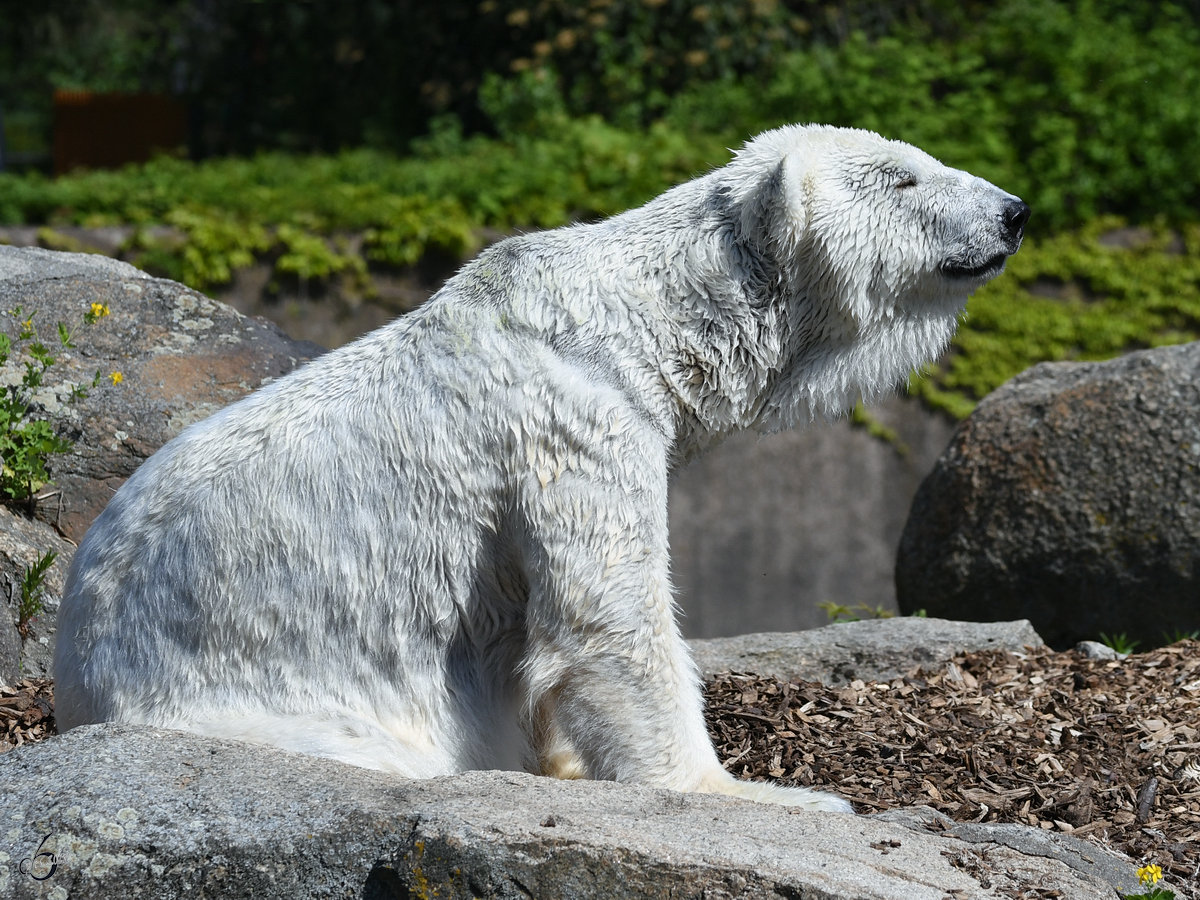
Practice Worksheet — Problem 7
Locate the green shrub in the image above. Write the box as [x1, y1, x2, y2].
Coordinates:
[663, 0, 1200, 229]
[363, 195, 477, 269]
[274, 225, 365, 284]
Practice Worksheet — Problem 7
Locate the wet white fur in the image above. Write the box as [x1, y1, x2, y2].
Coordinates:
[54, 124, 1024, 812]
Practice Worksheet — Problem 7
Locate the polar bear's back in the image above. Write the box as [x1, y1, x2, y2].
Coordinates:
[52, 300, 533, 765]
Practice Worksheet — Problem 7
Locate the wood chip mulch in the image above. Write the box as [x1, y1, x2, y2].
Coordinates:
[0, 678, 55, 750]
[4, 643, 1198, 897]
[706, 641, 1200, 899]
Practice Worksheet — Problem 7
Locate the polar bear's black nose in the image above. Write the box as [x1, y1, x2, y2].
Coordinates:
[1002, 199, 1031, 238]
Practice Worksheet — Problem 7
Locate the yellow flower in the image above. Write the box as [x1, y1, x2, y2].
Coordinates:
[108, 371, 123, 385]
[1137, 864, 1163, 886]
[21, 319, 32, 332]
[90, 302, 110, 319]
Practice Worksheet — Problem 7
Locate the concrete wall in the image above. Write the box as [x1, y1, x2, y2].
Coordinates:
[669, 396, 956, 638]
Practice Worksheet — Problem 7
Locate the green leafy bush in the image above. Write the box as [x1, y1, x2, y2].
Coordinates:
[0, 115, 722, 293]
[363, 195, 477, 269]
[663, 0, 1200, 230]
[274, 224, 365, 285]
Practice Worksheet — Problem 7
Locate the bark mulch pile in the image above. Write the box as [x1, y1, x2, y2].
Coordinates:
[5, 642, 1197, 897]
[707, 641, 1200, 899]
[0, 678, 54, 751]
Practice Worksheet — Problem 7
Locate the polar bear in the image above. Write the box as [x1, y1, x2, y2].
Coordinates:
[54, 124, 1027, 813]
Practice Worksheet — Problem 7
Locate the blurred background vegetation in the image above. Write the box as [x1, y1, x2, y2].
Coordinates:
[2, 0, 1199, 415]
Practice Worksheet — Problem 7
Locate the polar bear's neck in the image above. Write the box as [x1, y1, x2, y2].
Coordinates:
[586, 185, 791, 461]
[584, 179, 962, 456]
[752, 302, 960, 433]
[446, 177, 960, 466]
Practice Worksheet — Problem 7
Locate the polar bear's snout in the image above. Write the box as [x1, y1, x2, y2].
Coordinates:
[1002, 198, 1032, 242]
[996, 197, 1031, 264]
[938, 190, 1030, 282]
[988, 196, 1030, 270]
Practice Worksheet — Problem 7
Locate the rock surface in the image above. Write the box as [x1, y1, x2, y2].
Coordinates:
[690, 615, 1044, 684]
[0, 245, 322, 544]
[0, 723, 1140, 900]
[0, 507, 74, 683]
[896, 343, 1200, 648]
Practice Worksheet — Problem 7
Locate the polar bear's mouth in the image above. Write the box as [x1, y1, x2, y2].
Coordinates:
[940, 252, 1009, 281]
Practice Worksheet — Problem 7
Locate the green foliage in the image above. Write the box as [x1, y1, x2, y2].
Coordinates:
[16, 550, 57, 639]
[0, 308, 103, 503]
[478, 69, 569, 140]
[0, 115, 720, 292]
[274, 225, 366, 284]
[662, 0, 1200, 230]
[1163, 629, 1200, 646]
[1099, 632, 1141, 655]
[146, 209, 271, 289]
[363, 196, 477, 269]
[818, 601, 896, 623]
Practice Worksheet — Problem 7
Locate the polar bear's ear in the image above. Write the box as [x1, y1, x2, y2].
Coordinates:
[776, 155, 810, 247]
[738, 159, 807, 261]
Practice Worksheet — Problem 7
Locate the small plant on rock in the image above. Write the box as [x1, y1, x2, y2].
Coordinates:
[1122, 863, 1174, 900]
[15, 549, 56, 639]
[0, 304, 110, 505]
[1099, 632, 1141, 655]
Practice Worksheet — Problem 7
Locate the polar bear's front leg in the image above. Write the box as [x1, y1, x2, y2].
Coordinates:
[517, 447, 852, 812]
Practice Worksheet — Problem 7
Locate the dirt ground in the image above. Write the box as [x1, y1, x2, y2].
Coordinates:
[5, 641, 1197, 898]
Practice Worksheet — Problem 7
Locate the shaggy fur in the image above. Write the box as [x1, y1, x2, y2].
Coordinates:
[54, 124, 1028, 812]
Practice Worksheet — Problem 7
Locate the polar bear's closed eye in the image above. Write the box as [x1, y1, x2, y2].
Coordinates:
[54, 124, 1027, 814]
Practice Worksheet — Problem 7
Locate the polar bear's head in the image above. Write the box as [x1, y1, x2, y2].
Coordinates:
[718, 124, 1029, 427]
[728, 124, 1028, 319]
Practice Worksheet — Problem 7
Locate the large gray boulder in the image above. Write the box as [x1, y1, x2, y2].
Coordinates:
[896, 344, 1200, 648]
[0, 246, 321, 681]
[0, 724, 1141, 899]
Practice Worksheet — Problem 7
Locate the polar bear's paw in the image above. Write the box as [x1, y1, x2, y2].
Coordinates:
[699, 770, 855, 813]
[540, 749, 589, 781]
